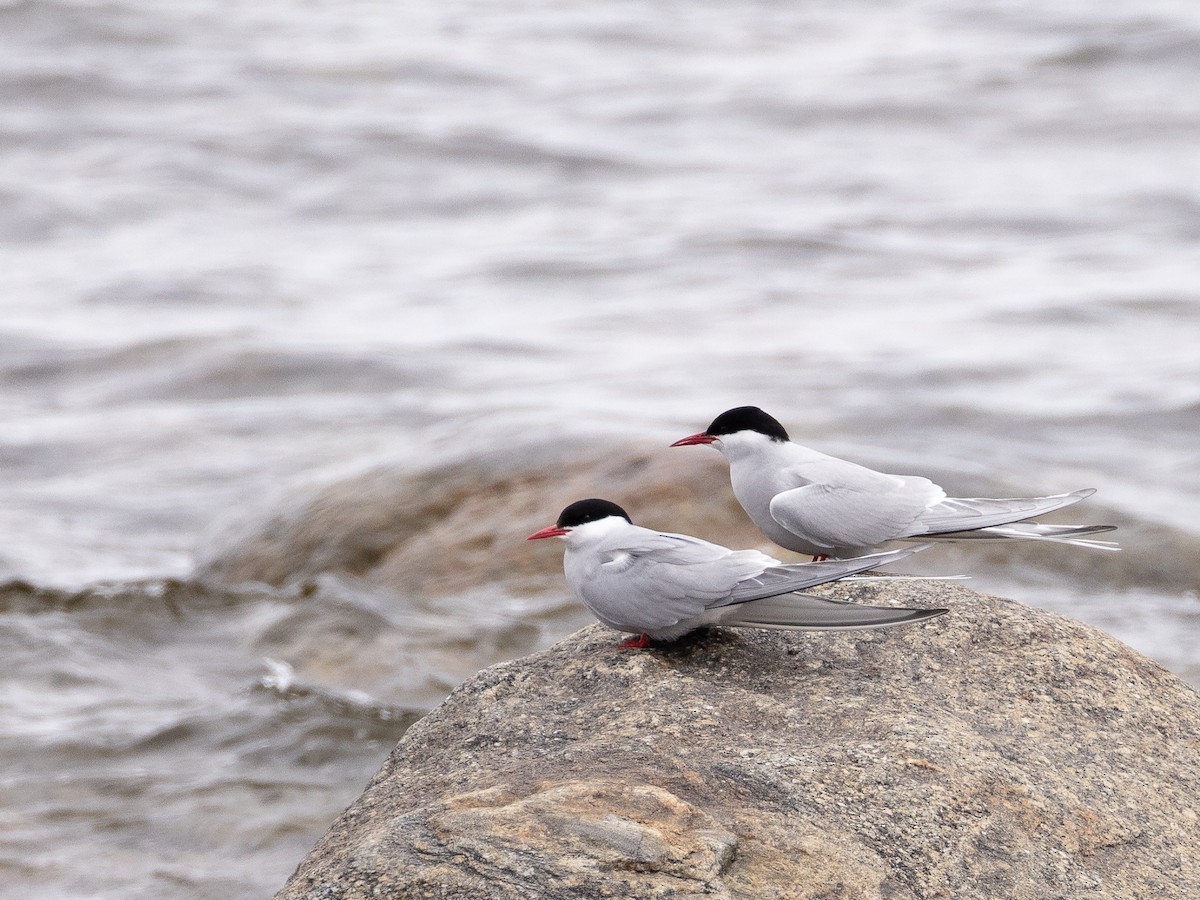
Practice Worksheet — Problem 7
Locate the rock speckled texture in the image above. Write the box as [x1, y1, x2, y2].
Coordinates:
[276, 581, 1200, 899]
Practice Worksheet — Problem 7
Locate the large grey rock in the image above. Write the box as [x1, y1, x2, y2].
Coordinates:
[275, 581, 1200, 899]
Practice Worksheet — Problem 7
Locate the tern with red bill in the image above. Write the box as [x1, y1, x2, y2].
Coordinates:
[672, 406, 1118, 560]
[527, 498, 945, 647]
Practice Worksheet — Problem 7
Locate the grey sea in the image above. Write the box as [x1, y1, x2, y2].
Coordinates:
[2, 0, 1198, 896]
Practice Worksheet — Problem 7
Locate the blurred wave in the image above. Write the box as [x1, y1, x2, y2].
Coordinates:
[2, 0, 1200, 896]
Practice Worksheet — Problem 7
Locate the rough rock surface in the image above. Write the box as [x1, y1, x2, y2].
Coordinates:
[275, 581, 1200, 899]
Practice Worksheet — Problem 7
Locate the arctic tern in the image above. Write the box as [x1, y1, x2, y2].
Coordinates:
[526, 498, 946, 647]
[672, 406, 1118, 559]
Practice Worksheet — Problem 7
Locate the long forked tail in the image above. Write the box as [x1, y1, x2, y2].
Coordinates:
[719, 593, 947, 631]
[914, 522, 1120, 551]
[915, 488, 1116, 542]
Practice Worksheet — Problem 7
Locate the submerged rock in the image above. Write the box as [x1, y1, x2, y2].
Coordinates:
[275, 581, 1200, 899]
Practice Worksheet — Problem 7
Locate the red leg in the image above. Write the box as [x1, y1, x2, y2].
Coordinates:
[618, 632, 652, 649]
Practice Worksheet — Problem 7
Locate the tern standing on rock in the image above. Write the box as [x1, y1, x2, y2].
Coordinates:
[527, 498, 946, 648]
[672, 406, 1118, 560]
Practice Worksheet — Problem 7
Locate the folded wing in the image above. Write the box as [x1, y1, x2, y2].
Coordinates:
[769, 476, 944, 550]
[720, 545, 924, 605]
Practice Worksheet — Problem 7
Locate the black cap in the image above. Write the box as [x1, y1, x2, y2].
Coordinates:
[705, 406, 789, 441]
[556, 499, 634, 529]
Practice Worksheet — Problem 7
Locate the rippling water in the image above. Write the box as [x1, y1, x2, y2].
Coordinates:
[2, 0, 1199, 896]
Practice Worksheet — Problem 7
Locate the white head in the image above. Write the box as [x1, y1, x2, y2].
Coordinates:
[670, 406, 791, 461]
[525, 498, 634, 546]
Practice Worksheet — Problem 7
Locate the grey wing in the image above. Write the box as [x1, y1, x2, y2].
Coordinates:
[719, 593, 947, 631]
[913, 489, 1095, 534]
[721, 545, 925, 605]
[577, 530, 768, 632]
[769, 476, 945, 550]
[577, 562, 710, 632]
